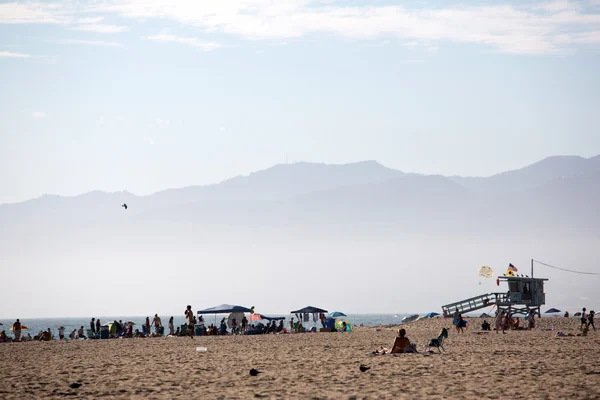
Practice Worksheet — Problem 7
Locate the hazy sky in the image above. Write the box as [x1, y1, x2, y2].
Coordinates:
[1, 0, 600, 204]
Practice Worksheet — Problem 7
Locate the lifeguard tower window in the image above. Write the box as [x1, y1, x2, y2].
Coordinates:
[508, 281, 520, 293]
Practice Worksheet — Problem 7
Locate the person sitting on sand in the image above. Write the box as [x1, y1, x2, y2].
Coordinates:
[77, 326, 86, 339]
[69, 329, 76, 340]
[512, 317, 520, 330]
[391, 328, 418, 353]
[481, 320, 491, 331]
[0, 330, 10, 342]
[374, 328, 418, 354]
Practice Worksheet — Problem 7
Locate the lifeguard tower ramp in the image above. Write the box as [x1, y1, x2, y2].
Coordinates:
[441, 293, 508, 316]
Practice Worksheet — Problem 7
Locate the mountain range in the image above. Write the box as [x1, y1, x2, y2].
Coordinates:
[2, 155, 599, 235]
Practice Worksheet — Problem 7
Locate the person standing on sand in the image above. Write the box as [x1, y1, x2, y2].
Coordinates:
[527, 310, 536, 330]
[96, 318, 101, 334]
[90, 318, 96, 335]
[581, 308, 588, 330]
[168, 316, 174, 336]
[185, 305, 195, 338]
[12, 319, 22, 341]
[58, 326, 65, 340]
[290, 317, 294, 332]
[152, 314, 162, 335]
[145, 317, 151, 336]
[495, 311, 505, 334]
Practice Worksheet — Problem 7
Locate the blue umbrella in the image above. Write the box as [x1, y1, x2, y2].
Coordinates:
[329, 312, 346, 318]
[545, 308, 561, 314]
[424, 312, 440, 318]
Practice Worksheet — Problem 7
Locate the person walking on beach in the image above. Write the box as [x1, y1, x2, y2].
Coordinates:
[588, 310, 595, 331]
[185, 305, 195, 338]
[581, 308, 588, 330]
[12, 319, 22, 341]
[168, 316, 174, 336]
[90, 318, 96, 335]
[152, 314, 162, 335]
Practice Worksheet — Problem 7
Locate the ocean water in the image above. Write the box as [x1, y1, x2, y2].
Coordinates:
[0, 314, 410, 339]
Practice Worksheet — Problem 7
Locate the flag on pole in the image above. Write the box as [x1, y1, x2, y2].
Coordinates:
[508, 263, 518, 272]
[506, 269, 515, 277]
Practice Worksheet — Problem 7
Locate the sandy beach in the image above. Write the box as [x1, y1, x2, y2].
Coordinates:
[1, 317, 599, 399]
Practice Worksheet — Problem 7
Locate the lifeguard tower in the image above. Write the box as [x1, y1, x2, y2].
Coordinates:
[441, 260, 548, 317]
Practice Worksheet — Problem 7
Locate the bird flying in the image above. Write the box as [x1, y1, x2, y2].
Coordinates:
[122, 203, 128, 210]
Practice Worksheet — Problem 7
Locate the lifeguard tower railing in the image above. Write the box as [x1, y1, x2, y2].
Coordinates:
[441, 293, 509, 315]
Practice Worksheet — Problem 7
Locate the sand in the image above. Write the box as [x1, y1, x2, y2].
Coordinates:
[1, 317, 599, 399]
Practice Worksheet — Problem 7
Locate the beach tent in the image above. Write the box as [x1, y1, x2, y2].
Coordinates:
[335, 320, 352, 332]
[197, 304, 253, 314]
[291, 306, 328, 314]
[545, 308, 561, 314]
[479, 313, 492, 318]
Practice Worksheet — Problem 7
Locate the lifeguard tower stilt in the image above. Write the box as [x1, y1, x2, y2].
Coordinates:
[441, 259, 548, 317]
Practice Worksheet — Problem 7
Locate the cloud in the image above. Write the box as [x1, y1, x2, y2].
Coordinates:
[0, 51, 31, 58]
[54, 39, 122, 47]
[94, 0, 600, 55]
[219, 126, 227, 132]
[74, 24, 128, 34]
[32, 111, 46, 119]
[0, 2, 70, 24]
[2, 1, 600, 55]
[144, 137, 155, 145]
[147, 33, 222, 51]
[77, 17, 104, 24]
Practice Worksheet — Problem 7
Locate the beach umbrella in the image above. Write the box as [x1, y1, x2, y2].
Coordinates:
[423, 312, 440, 318]
[250, 313, 263, 321]
[545, 308, 561, 314]
[329, 312, 346, 318]
[401, 315, 419, 324]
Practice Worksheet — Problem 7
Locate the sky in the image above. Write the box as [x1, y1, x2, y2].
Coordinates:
[1, 0, 600, 204]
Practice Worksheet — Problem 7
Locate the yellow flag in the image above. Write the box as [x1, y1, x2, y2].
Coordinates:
[506, 269, 514, 277]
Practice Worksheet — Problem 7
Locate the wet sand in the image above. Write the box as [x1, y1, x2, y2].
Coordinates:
[1, 317, 599, 399]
